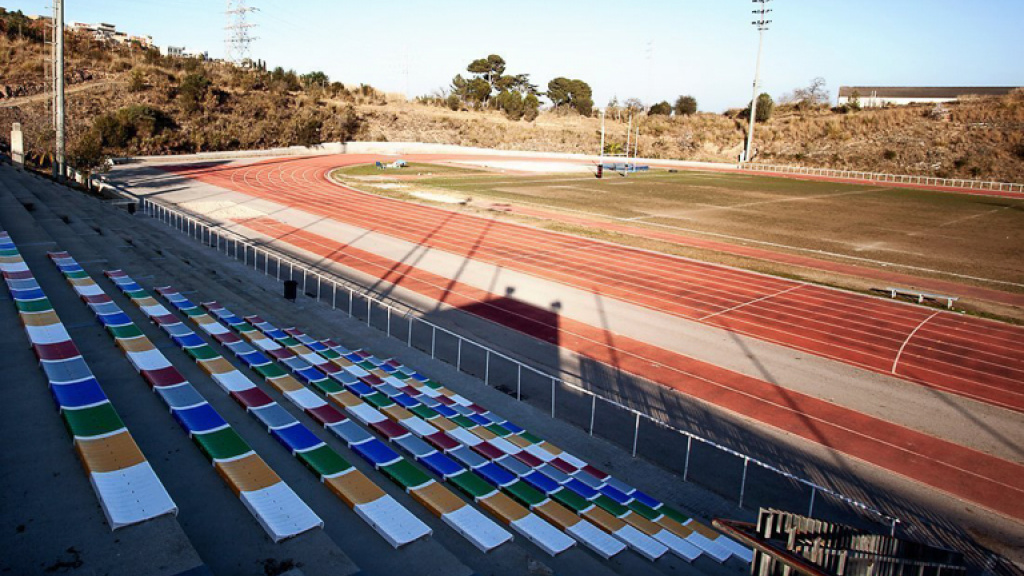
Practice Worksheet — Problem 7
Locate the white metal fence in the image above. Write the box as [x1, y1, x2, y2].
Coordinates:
[139, 197, 901, 534]
[741, 163, 1024, 194]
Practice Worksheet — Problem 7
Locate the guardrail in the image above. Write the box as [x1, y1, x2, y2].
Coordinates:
[138, 196, 901, 534]
[741, 163, 1024, 194]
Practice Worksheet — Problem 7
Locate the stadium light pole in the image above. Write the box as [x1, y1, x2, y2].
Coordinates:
[53, 0, 65, 179]
[742, 0, 771, 163]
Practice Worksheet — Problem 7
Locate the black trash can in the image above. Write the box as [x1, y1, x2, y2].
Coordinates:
[283, 279, 298, 301]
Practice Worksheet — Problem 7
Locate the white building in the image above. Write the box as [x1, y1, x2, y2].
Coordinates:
[160, 45, 186, 57]
[838, 86, 1019, 108]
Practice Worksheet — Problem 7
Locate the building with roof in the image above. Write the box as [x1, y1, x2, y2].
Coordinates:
[837, 86, 1019, 108]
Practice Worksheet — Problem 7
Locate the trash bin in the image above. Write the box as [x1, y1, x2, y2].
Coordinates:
[596, 164, 603, 179]
[283, 279, 298, 301]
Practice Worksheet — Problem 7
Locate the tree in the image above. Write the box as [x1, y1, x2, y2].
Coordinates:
[300, 71, 329, 90]
[547, 77, 593, 116]
[178, 73, 212, 114]
[128, 69, 147, 93]
[648, 101, 672, 116]
[523, 94, 540, 122]
[467, 54, 507, 90]
[495, 90, 524, 120]
[623, 97, 644, 115]
[674, 95, 697, 116]
[784, 77, 830, 109]
[754, 92, 774, 122]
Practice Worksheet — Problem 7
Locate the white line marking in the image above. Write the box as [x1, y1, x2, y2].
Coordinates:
[892, 312, 941, 374]
[700, 284, 807, 321]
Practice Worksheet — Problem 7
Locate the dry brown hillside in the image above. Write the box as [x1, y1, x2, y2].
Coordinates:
[1, 16, 1022, 182]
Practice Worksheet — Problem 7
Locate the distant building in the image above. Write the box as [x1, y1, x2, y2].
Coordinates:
[838, 86, 1019, 107]
[183, 49, 208, 60]
[160, 45, 186, 57]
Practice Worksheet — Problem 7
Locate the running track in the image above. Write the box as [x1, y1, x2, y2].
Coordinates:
[164, 155, 1024, 414]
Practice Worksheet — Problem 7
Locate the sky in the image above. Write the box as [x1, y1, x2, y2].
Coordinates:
[3, 0, 1022, 112]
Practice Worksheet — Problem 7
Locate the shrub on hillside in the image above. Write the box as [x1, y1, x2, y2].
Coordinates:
[178, 73, 211, 114]
[93, 105, 174, 148]
[674, 95, 697, 116]
[649, 101, 672, 116]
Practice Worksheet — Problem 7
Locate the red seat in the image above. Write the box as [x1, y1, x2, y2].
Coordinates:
[471, 441, 504, 461]
[231, 387, 274, 409]
[306, 404, 346, 425]
[141, 366, 188, 388]
[513, 451, 544, 468]
[152, 314, 180, 325]
[213, 332, 242, 344]
[34, 341, 80, 361]
[370, 419, 408, 439]
[424, 431, 459, 452]
[582, 464, 609, 480]
[268, 348, 294, 360]
[360, 374, 383, 386]
[3, 270, 34, 280]
[548, 457, 578, 474]
[82, 294, 112, 304]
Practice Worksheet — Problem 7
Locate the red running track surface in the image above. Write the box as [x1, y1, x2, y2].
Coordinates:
[163, 155, 1024, 414]
[226, 214, 1024, 521]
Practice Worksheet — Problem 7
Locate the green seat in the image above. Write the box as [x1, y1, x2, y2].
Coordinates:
[235, 322, 257, 333]
[593, 494, 628, 518]
[448, 470, 495, 500]
[552, 488, 590, 513]
[279, 337, 300, 348]
[0, 248, 19, 257]
[65, 270, 90, 280]
[449, 415, 475, 429]
[108, 324, 144, 340]
[319, 349, 342, 360]
[183, 307, 205, 317]
[382, 459, 431, 490]
[408, 404, 438, 420]
[186, 345, 219, 361]
[519, 431, 542, 445]
[254, 363, 287, 379]
[363, 392, 395, 409]
[485, 424, 511, 437]
[423, 380, 443, 390]
[659, 506, 690, 525]
[298, 444, 353, 477]
[312, 379, 344, 395]
[505, 480, 546, 507]
[16, 298, 53, 313]
[64, 402, 124, 438]
[357, 361, 376, 371]
[628, 500, 660, 521]
[194, 427, 250, 461]
[125, 289, 148, 300]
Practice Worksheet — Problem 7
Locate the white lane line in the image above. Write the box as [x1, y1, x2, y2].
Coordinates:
[892, 311, 941, 374]
[699, 284, 807, 321]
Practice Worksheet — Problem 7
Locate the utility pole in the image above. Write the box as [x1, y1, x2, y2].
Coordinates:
[600, 108, 606, 161]
[624, 112, 632, 177]
[52, 0, 65, 179]
[742, 0, 771, 164]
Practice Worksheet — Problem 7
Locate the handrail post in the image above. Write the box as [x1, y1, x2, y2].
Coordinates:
[589, 394, 596, 435]
[808, 487, 816, 517]
[683, 436, 692, 481]
[456, 337, 462, 370]
[739, 457, 750, 508]
[631, 412, 641, 457]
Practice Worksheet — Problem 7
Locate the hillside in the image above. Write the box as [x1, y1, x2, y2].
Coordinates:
[1, 13, 1023, 181]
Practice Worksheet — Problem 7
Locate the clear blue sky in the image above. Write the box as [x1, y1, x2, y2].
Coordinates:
[4, 0, 1022, 111]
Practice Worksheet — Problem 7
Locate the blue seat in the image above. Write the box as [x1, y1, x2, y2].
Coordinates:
[295, 366, 326, 384]
[42, 357, 93, 384]
[495, 455, 531, 477]
[630, 489, 661, 509]
[173, 333, 207, 348]
[157, 384, 205, 410]
[272, 422, 323, 453]
[251, 403, 299, 430]
[420, 452, 463, 478]
[119, 282, 143, 292]
[170, 298, 194, 310]
[538, 463, 570, 485]
[266, 329, 288, 340]
[173, 403, 227, 434]
[343, 353, 363, 363]
[376, 383, 400, 397]
[281, 357, 309, 371]
[346, 382, 374, 397]
[433, 404, 458, 419]
[225, 340, 256, 355]
[51, 378, 107, 409]
[99, 312, 133, 327]
[328, 419, 373, 445]
[395, 434, 434, 458]
[599, 484, 631, 505]
[503, 421, 525, 435]
[11, 287, 45, 301]
[163, 323, 193, 337]
[449, 445, 487, 469]
[564, 478, 599, 500]
[307, 341, 328, 352]
[475, 462, 516, 487]
[467, 414, 491, 427]
[57, 263, 83, 273]
[238, 351, 271, 367]
[352, 438, 401, 467]
[331, 371, 359, 385]
[522, 470, 561, 495]
[392, 394, 418, 409]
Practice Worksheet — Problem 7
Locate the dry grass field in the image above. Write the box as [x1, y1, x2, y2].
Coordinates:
[333, 164, 1024, 305]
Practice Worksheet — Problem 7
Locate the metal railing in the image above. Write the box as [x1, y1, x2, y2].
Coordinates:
[741, 162, 1024, 194]
[139, 197, 901, 534]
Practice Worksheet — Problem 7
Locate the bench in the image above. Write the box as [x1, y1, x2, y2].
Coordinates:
[882, 287, 958, 309]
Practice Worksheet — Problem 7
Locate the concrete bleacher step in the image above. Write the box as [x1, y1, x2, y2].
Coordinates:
[5, 167, 741, 576]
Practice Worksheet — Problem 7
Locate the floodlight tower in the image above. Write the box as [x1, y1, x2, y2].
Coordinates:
[225, 0, 258, 65]
[742, 0, 771, 163]
[51, 0, 65, 179]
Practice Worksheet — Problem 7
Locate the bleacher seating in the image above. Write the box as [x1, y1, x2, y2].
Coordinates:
[152, 288, 520, 554]
[45, 253, 322, 542]
[200, 301, 599, 558]
[104, 272, 433, 549]
[0, 231, 177, 530]
[222, 301, 752, 563]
